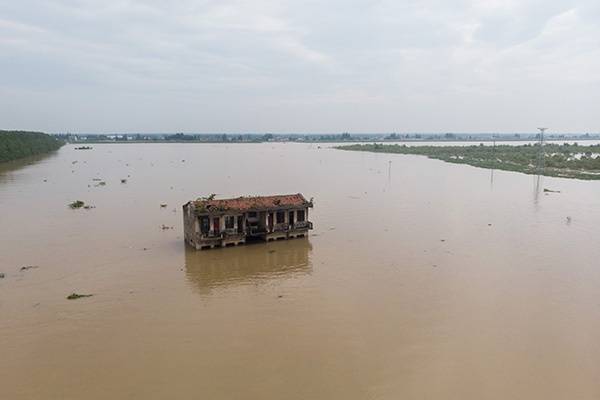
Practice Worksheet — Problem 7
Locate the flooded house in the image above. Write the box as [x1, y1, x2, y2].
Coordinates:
[183, 193, 313, 250]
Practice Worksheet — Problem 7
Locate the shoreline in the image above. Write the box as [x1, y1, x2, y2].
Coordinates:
[336, 143, 600, 180]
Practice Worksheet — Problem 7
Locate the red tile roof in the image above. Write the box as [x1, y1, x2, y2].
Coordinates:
[192, 193, 311, 213]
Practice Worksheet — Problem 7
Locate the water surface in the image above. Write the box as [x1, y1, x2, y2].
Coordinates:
[1, 143, 600, 399]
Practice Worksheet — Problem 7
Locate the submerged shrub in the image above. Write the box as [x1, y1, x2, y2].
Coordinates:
[67, 293, 93, 300]
[69, 200, 85, 209]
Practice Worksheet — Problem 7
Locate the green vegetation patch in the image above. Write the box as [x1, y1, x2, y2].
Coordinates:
[67, 293, 93, 300]
[69, 200, 85, 209]
[336, 143, 600, 180]
[0, 130, 64, 163]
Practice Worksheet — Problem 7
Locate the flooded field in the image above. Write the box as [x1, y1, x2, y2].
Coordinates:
[2, 143, 600, 399]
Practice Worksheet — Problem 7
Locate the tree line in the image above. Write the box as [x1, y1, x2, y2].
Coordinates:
[0, 130, 64, 163]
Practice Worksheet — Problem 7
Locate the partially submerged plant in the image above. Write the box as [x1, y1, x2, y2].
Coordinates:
[69, 200, 85, 209]
[67, 293, 93, 300]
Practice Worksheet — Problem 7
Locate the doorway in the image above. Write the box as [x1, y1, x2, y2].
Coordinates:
[237, 216, 244, 234]
[213, 217, 220, 235]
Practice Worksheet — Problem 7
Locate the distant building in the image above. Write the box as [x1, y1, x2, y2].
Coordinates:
[183, 194, 313, 250]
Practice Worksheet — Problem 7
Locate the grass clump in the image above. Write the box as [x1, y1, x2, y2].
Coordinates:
[69, 200, 85, 209]
[66, 293, 93, 300]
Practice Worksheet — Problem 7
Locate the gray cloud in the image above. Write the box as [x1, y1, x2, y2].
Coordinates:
[0, 0, 599, 133]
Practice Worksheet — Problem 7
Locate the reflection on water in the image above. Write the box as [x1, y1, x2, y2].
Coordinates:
[185, 238, 312, 293]
[0, 151, 59, 183]
[533, 173, 543, 206]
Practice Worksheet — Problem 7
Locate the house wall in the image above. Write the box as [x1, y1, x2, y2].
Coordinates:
[206, 213, 247, 235]
[285, 208, 309, 224]
[182, 203, 200, 247]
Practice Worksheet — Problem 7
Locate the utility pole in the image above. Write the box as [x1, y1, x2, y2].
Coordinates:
[537, 127, 548, 173]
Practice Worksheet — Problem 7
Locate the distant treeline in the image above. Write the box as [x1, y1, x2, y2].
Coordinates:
[0, 130, 64, 163]
[57, 132, 600, 144]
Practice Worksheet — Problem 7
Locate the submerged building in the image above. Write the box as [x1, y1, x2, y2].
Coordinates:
[183, 193, 313, 250]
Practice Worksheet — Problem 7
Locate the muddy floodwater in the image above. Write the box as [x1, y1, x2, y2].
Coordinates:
[2, 143, 600, 399]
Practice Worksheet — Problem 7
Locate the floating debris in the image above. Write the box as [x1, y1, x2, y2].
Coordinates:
[66, 293, 93, 300]
[0, 272, 5, 279]
[161, 224, 174, 230]
[83, 205, 96, 210]
[72, 160, 78, 164]
[121, 179, 127, 184]
[160, 204, 167, 208]
[20, 265, 39, 271]
[92, 178, 102, 181]
[566, 216, 572, 224]
[543, 188, 561, 193]
[69, 200, 85, 209]
[95, 181, 106, 187]
[75, 146, 93, 150]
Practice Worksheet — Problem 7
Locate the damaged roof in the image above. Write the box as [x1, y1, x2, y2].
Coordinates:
[190, 193, 311, 213]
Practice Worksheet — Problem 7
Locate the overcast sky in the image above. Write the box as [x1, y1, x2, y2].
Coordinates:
[1, 0, 599, 133]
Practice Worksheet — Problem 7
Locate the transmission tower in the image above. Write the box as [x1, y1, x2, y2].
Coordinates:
[537, 127, 548, 173]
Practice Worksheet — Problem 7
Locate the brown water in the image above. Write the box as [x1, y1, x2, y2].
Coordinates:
[2, 143, 600, 399]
